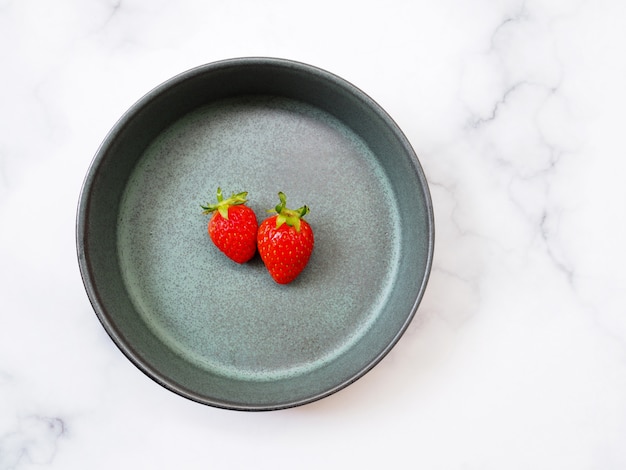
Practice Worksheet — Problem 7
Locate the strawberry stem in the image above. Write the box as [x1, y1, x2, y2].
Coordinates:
[201, 187, 248, 220]
[269, 192, 309, 232]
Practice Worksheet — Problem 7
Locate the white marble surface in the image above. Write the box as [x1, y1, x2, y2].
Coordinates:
[1, 0, 626, 468]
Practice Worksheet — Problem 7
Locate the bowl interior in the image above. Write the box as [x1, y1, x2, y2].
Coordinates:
[77, 58, 433, 410]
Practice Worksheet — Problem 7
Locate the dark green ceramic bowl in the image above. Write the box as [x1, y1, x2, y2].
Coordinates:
[76, 57, 434, 411]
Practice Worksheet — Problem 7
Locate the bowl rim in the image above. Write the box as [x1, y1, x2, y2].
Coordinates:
[76, 56, 435, 411]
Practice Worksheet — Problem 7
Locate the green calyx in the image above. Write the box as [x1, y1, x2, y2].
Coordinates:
[268, 191, 310, 232]
[201, 187, 248, 219]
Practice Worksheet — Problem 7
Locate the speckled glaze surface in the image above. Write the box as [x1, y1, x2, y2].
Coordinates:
[77, 58, 434, 410]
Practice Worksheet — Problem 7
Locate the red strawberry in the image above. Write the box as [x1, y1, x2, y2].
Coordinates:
[201, 188, 258, 263]
[257, 192, 314, 284]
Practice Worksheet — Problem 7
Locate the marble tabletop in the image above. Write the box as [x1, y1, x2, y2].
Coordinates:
[2, 0, 626, 468]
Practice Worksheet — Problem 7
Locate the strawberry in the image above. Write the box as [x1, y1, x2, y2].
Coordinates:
[201, 188, 258, 263]
[257, 192, 314, 284]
